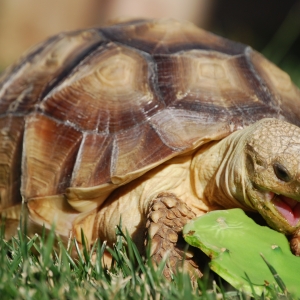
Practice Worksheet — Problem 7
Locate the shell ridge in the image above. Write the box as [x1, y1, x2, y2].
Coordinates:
[70, 131, 88, 185]
[145, 55, 167, 109]
[110, 136, 118, 182]
[33, 110, 85, 132]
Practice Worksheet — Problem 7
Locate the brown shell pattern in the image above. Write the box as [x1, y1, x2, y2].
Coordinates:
[1, 19, 300, 210]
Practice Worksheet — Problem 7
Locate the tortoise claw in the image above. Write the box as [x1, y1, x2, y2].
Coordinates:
[145, 192, 203, 280]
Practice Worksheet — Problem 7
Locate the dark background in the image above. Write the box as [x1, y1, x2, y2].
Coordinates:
[212, 0, 300, 86]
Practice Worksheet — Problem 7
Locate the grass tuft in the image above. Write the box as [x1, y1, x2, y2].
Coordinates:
[0, 222, 291, 299]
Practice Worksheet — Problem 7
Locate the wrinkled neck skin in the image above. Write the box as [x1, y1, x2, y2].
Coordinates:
[191, 128, 254, 212]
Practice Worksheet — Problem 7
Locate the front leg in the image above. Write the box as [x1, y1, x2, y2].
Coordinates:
[290, 229, 300, 256]
[145, 192, 203, 280]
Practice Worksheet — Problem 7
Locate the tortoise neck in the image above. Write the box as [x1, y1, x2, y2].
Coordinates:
[191, 128, 253, 211]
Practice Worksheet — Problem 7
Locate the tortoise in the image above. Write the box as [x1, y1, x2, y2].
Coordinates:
[1, 18, 300, 278]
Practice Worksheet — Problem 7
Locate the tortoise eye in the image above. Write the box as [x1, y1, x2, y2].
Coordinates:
[273, 162, 291, 182]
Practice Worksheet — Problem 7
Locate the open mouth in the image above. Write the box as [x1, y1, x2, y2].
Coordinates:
[269, 192, 300, 226]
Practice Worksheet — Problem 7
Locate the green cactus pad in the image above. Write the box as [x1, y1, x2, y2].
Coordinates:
[183, 209, 300, 297]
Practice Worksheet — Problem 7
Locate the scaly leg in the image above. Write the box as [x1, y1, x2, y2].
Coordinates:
[145, 192, 203, 280]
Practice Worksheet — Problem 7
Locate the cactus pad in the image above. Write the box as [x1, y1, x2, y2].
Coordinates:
[183, 209, 300, 297]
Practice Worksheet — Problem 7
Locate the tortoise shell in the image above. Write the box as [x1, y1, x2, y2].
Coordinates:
[1, 19, 300, 213]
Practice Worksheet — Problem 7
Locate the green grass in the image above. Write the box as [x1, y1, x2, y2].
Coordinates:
[0, 224, 205, 300]
[0, 222, 293, 300]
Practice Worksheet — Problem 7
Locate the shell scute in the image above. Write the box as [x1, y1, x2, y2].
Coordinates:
[22, 113, 83, 199]
[0, 29, 104, 115]
[40, 42, 163, 132]
[111, 122, 174, 184]
[155, 48, 284, 129]
[149, 108, 231, 150]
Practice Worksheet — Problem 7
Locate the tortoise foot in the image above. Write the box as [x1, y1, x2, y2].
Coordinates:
[290, 229, 300, 256]
[145, 192, 203, 280]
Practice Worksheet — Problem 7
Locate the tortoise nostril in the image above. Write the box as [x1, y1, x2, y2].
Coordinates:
[273, 162, 291, 182]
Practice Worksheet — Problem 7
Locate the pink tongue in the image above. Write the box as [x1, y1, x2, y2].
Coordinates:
[272, 195, 300, 226]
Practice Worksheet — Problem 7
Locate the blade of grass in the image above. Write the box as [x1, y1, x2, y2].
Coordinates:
[260, 253, 291, 299]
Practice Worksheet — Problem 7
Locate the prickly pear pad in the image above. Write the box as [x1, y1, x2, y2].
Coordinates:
[183, 209, 300, 297]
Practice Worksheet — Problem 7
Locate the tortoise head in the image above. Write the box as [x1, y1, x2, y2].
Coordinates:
[244, 118, 300, 234]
